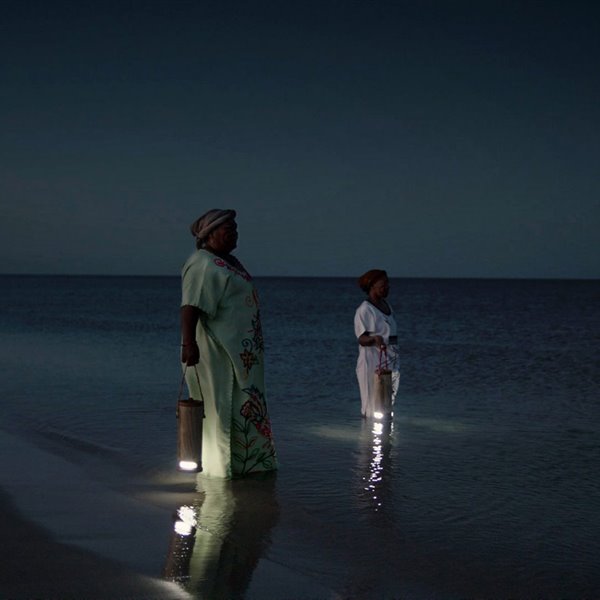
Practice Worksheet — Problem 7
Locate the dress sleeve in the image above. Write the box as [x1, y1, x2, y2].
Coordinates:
[181, 255, 228, 319]
[354, 302, 376, 339]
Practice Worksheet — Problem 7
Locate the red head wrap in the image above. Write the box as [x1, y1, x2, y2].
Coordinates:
[358, 269, 387, 293]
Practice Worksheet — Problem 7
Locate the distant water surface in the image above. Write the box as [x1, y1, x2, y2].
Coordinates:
[0, 275, 598, 598]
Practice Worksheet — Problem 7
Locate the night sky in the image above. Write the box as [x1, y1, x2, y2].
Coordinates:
[2, 0, 599, 278]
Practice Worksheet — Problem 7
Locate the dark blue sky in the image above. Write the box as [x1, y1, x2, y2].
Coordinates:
[2, 0, 599, 277]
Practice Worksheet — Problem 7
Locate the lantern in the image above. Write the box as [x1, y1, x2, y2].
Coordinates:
[177, 397, 204, 472]
[373, 348, 393, 419]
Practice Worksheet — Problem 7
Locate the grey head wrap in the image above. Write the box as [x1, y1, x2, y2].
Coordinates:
[190, 209, 236, 243]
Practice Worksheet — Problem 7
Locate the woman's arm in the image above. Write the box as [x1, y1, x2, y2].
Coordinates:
[180, 305, 200, 365]
[358, 332, 386, 349]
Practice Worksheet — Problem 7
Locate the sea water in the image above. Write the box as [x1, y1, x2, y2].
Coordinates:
[0, 275, 598, 598]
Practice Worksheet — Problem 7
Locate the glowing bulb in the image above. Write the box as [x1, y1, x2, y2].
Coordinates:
[178, 460, 198, 471]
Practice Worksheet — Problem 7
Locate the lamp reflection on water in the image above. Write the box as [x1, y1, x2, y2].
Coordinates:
[163, 474, 280, 597]
[174, 505, 198, 536]
[359, 416, 394, 515]
[163, 505, 199, 583]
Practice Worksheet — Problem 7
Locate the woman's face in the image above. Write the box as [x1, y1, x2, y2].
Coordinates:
[207, 219, 238, 253]
[370, 276, 389, 299]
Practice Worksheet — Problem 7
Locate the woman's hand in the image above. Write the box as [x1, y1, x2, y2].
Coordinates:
[181, 341, 200, 366]
[181, 305, 200, 365]
[373, 335, 386, 350]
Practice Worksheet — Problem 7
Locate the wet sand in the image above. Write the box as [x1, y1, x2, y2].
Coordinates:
[0, 429, 332, 599]
[0, 428, 190, 599]
[0, 488, 190, 600]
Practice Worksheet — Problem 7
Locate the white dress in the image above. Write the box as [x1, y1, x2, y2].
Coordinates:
[354, 300, 400, 417]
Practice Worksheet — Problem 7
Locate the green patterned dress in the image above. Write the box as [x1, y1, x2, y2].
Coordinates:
[181, 250, 277, 478]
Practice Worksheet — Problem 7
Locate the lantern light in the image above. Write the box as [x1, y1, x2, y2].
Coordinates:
[178, 460, 199, 472]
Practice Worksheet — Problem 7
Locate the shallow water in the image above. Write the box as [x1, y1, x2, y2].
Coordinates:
[1, 275, 599, 597]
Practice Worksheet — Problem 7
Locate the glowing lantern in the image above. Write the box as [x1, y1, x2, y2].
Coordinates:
[176, 366, 205, 472]
[177, 397, 204, 472]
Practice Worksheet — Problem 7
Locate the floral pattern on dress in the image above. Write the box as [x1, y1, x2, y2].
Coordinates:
[239, 311, 263, 377]
[240, 346, 259, 374]
[231, 385, 276, 475]
[213, 257, 251, 281]
[250, 311, 264, 352]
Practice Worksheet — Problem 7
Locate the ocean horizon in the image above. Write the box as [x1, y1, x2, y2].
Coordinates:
[2, 272, 598, 280]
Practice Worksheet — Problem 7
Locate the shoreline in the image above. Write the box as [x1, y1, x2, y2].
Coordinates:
[0, 428, 333, 599]
[0, 487, 190, 600]
[0, 428, 191, 599]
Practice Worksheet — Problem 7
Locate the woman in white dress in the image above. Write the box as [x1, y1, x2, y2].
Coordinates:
[354, 269, 400, 418]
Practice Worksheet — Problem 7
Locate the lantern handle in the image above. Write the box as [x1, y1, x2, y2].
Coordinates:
[377, 346, 389, 373]
[177, 365, 204, 418]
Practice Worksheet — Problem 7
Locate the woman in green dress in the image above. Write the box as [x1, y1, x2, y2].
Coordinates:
[180, 209, 277, 478]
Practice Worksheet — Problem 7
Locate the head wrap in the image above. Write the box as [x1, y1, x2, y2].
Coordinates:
[190, 209, 236, 242]
[358, 269, 387, 293]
